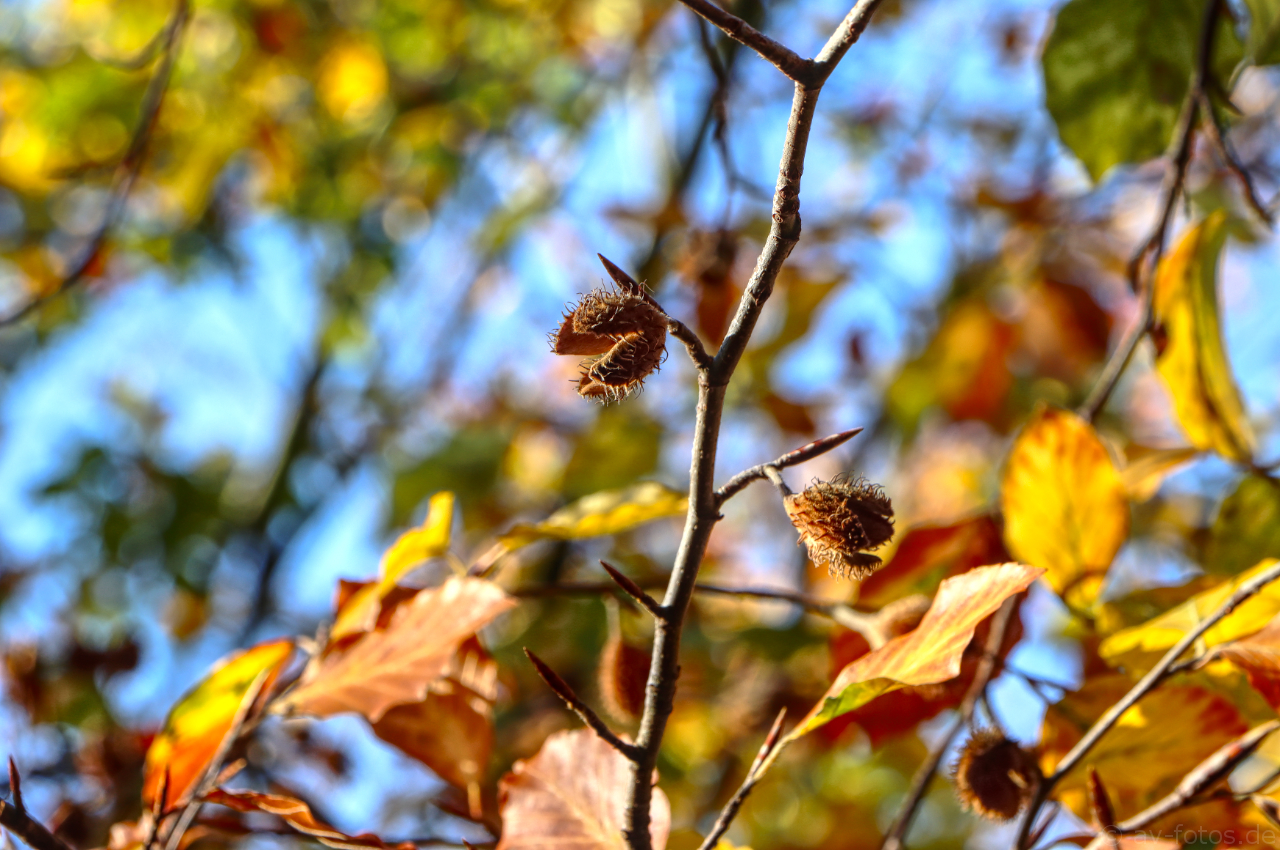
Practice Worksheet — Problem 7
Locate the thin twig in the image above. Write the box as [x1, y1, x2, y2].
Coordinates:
[715, 427, 863, 505]
[524, 649, 640, 759]
[0, 0, 190, 328]
[1078, 0, 1221, 421]
[622, 5, 887, 845]
[880, 596, 1019, 850]
[1014, 556, 1280, 848]
[674, 0, 813, 83]
[696, 709, 787, 850]
[600, 562, 666, 619]
[1197, 89, 1274, 225]
[667, 318, 714, 371]
[0, 761, 77, 850]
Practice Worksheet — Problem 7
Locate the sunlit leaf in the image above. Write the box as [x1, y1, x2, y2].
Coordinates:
[1152, 212, 1255, 463]
[1212, 616, 1280, 709]
[142, 639, 294, 809]
[1001, 406, 1129, 606]
[497, 481, 686, 551]
[332, 491, 455, 640]
[1100, 559, 1280, 670]
[277, 577, 514, 721]
[204, 789, 413, 850]
[1206, 474, 1280, 576]
[371, 637, 496, 800]
[497, 729, 670, 850]
[1244, 0, 1280, 64]
[1043, 0, 1241, 180]
[1122, 446, 1200, 502]
[790, 563, 1041, 738]
[1040, 675, 1247, 830]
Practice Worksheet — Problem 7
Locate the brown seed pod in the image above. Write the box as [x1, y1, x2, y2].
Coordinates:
[783, 475, 895, 580]
[598, 630, 650, 724]
[550, 286, 668, 403]
[952, 729, 1041, 821]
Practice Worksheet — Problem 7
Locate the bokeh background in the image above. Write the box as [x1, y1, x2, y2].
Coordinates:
[2, 0, 1280, 847]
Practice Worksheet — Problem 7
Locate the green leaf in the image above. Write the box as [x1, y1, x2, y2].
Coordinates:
[1043, 0, 1242, 181]
[1244, 0, 1280, 64]
[1206, 475, 1280, 575]
[498, 482, 687, 551]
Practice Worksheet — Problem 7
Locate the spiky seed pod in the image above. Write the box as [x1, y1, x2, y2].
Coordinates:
[550, 287, 668, 403]
[952, 729, 1041, 821]
[783, 475, 895, 580]
[598, 630, 649, 724]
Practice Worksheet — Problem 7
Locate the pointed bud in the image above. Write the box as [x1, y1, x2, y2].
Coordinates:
[952, 729, 1041, 821]
[783, 475, 894, 580]
[550, 284, 668, 403]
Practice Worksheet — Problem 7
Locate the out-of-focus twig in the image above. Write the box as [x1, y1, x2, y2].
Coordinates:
[0, 760, 77, 850]
[696, 709, 787, 850]
[0, 0, 191, 327]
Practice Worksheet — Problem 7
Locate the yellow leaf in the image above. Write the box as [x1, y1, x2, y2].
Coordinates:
[789, 563, 1042, 739]
[497, 482, 687, 551]
[332, 492, 454, 640]
[142, 639, 294, 809]
[1100, 559, 1280, 670]
[1122, 446, 1200, 502]
[1040, 675, 1246, 831]
[1000, 406, 1129, 606]
[1152, 211, 1255, 463]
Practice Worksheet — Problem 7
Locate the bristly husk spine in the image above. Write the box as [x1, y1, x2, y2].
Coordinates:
[783, 474, 895, 580]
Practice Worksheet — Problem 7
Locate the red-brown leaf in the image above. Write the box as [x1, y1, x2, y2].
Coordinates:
[204, 789, 414, 850]
[497, 729, 670, 850]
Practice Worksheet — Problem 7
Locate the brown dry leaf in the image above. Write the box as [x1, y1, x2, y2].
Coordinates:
[277, 577, 515, 721]
[497, 729, 670, 850]
[142, 639, 294, 809]
[1215, 615, 1280, 709]
[791, 563, 1041, 738]
[1001, 406, 1129, 607]
[1152, 211, 1255, 464]
[371, 637, 497, 796]
[204, 789, 414, 850]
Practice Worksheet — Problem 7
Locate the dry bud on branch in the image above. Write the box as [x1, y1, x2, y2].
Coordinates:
[784, 475, 894, 580]
[952, 729, 1041, 822]
[550, 281, 668, 403]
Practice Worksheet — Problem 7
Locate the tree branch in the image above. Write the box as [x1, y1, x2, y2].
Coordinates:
[715, 427, 863, 505]
[524, 649, 640, 759]
[1014, 557, 1280, 848]
[696, 709, 787, 850]
[600, 562, 666, 619]
[621, 5, 886, 845]
[0, 0, 190, 328]
[0, 761, 77, 850]
[1197, 89, 1274, 225]
[674, 0, 814, 83]
[880, 596, 1019, 850]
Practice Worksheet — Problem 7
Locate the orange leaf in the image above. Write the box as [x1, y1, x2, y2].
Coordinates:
[857, 514, 1008, 608]
[204, 789, 413, 850]
[371, 638, 497, 792]
[497, 729, 670, 850]
[1216, 616, 1280, 709]
[277, 577, 515, 721]
[142, 639, 294, 809]
[791, 563, 1041, 738]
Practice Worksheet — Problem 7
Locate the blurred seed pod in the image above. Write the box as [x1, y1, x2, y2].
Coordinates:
[597, 598, 649, 724]
[784, 475, 895, 580]
[550, 286, 668, 403]
[952, 729, 1041, 821]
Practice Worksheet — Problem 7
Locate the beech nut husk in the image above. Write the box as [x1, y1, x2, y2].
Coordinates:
[550, 287, 668, 403]
[783, 475, 895, 580]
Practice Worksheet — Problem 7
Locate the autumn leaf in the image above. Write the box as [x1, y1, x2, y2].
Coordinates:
[276, 577, 515, 721]
[142, 639, 294, 809]
[790, 563, 1041, 738]
[1001, 406, 1128, 606]
[497, 481, 686, 551]
[497, 729, 670, 850]
[1040, 675, 1246, 831]
[1121, 446, 1200, 502]
[1212, 616, 1280, 709]
[1100, 559, 1280, 671]
[857, 514, 1008, 608]
[333, 491, 455, 640]
[1206, 474, 1280, 576]
[204, 789, 413, 850]
[371, 637, 497, 817]
[1152, 212, 1255, 464]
